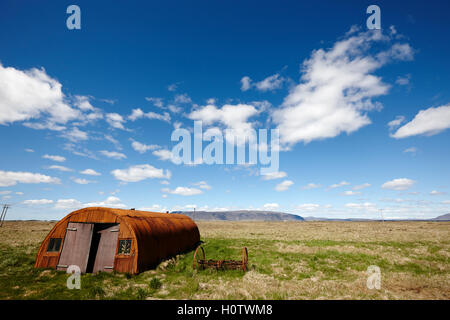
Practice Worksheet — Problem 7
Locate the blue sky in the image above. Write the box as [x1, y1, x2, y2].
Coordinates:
[1, 0, 449, 220]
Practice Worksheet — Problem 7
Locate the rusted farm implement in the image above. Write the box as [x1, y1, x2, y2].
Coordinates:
[193, 246, 249, 271]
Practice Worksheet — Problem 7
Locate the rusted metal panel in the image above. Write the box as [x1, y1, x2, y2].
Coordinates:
[57, 222, 94, 273]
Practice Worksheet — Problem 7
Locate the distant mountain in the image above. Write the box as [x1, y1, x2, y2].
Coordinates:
[303, 217, 376, 221]
[171, 210, 304, 221]
[432, 213, 450, 221]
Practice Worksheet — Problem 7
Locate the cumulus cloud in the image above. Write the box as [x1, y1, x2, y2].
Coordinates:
[145, 97, 164, 108]
[388, 116, 406, 130]
[106, 113, 126, 130]
[193, 181, 211, 190]
[42, 154, 66, 162]
[48, 165, 73, 172]
[302, 183, 321, 190]
[84, 196, 126, 208]
[72, 178, 96, 185]
[152, 149, 173, 161]
[430, 190, 446, 196]
[275, 180, 294, 191]
[188, 103, 259, 144]
[80, 169, 101, 176]
[271, 29, 413, 147]
[240, 76, 252, 91]
[128, 108, 171, 123]
[111, 164, 171, 182]
[381, 178, 416, 191]
[23, 199, 53, 205]
[0, 170, 60, 187]
[161, 186, 203, 196]
[261, 171, 287, 180]
[327, 181, 350, 190]
[254, 73, 285, 91]
[54, 199, 82, 210]
[63, 127, 89, 142]
[341, 190, 361, 196]
[100, 150, 127, 160]
[345, 202, 376, 210]
[131, 140, 160, 154]
[353, 183, 371, 190]
[403, 147, 417, 154]
[174, 93, 192, 104]
[295, 203, 320, 211]
[263, 203, 279, 210]
[390, 104, 450, 138]
[0, 63, 80, 127]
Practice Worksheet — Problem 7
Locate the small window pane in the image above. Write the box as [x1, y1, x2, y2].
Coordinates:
[47, 238, 61, 252]
[118, 240, 131, 255]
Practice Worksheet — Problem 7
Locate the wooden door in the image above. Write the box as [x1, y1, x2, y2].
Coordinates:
[92, 225, 119, 273]
[57, 222, 94, 273]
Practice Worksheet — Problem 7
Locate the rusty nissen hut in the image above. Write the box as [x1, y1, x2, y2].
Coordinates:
[35, 207, 200, 274]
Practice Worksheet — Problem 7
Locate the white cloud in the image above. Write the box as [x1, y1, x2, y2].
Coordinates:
[0, 191, 11, 195]
[152, 149, 173, 161]
[42, 154, 66, 162]
[254, 73, 284, 91]
[48, 165, 73, 172]
[145, 97, 164, 108]
[327, 181, 350, 190]
[138, 204, 168, 212]
[100, 150, 127, 160]
[345, 202, 376, 210]
[72, 178, 95, 185]
[25, 148, 34, 153]
[84, 196, 126, 208]
[174, 93, 192, 104]
[388, 116, 406, 130]
[54, 199, 82, 210]
[391, 104, 450, 138]
[261, 171, 287, 180]
[341, 190, 361, 196]
[111, 164, 171, 182]
[381, 178, 416, 191]
[80, 169, 101, 176]
[302, 183, 321, 190]
[106, 113, 126, 130]
[263, 203, 279, 210]
[275, 180, 294, 191]
[295, 203, 320, 211]
[403, 147, 417, 154]
[0, 170, 61, 187]
[188, 103, 259, 144]
[353, 183, 371, 190]
[167, 83, 178, 91]
[131, 140, 160, 154]
[63, 127, 88, 142]
[395, 74, 411, 86]
[23, 199, 53, 205]
[0, 63, 80, 126]
[161, 186, 203, 196]
[272, 29, 413, 147]
[128, 108, 171, 123]
[430, 190, 446, 196]
[193, 181, 211, 190]
[240, 76, 252, 91]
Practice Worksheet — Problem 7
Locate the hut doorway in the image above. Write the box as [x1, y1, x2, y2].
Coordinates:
[57, 222, 119, 273]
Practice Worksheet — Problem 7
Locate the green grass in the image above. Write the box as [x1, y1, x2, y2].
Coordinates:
[0, 236, 448, 299]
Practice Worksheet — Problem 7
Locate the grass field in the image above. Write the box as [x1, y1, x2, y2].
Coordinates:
[0, 220, 449, 300]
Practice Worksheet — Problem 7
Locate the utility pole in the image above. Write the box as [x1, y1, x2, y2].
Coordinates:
[0, 204, 10, 227]
[379, 209, 384, 223]
[193, 207, 196, 221]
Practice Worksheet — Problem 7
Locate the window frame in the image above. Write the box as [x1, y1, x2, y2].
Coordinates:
[117, 239, 132, 255]
[46, 238, 62, 252]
